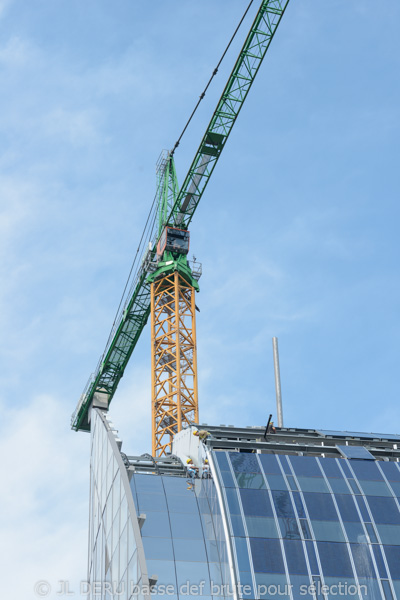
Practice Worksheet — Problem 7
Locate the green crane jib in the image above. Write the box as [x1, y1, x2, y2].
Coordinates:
[72, 0, 291, 432]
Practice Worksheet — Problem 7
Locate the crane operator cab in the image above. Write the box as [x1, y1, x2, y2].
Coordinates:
[157, 226, 190, 258]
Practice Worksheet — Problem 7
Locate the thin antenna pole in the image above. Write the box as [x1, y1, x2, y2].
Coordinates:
[272, 337, 284, 428]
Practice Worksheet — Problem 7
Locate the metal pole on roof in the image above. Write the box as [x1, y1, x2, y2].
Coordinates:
[272, 337, 284, 428]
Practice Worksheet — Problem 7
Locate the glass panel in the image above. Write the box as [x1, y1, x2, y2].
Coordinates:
[235, 472, 266, 489]
[366, 496, 400, 524]
[347, 479, 361, 494]
[286, 475, 298, 490]
[264, 474, 288, 490]
[319, 458, 343, 478]
[381, 579, 394, 600]
[214, 451, 229, 471]
[166, 494, 198, 514]
[225, 488, 242, 515]
[296, 477, 329, 493]
[173, 538, 207, 562]
[169, 512, 204, 539]
[379, 462, 400, 482]
[292, 492, 306, 518]
[355, 496, 370, 521]
[140, 511, 172, 538]
[250, 538, 285, 573]
[359, 480, 392, 496]
[142, 537, 174, 561]
[219, 469, 235, 488]
[134, 473, 164, 494]
[279, 517, 300, 540]
[137, 492, 167, 512]
[350, 460, 384, 480]
[272, 490, 296, 518]
[230, 514, 246, 537]
[259, 454, 283, 474]
[145, 559, 177, 588]
[317, 541, 354, 577]
[163, 476, 194, 496]
[305, 541, 319, 574]
[365, 522, 378, 543]
[328, 478, 352, 494]
[229, 452, 261, 473]
[372, 545, 387, 578]
[254, 574, 290, 600]
[311, 520, 345, 542]
[344, 522, 367, 543]
[335, 494, 361, 522]
[300, 519, 312, 540]
[376, 524, 400, 545]
[175, 561, 211, 594]
[245, 516, 279, 538]
[240, 489, 273, 517]
[350, 543, 377, 578]
[234, 537, 252, 572]
[303, 493, 338, 521]
[283, 539, 308, 574]
[336, 445, 375, 460]
[290, 456, 322, 477]
[279, 455, 293, 475]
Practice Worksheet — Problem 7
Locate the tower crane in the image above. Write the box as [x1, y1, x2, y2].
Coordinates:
[71, 0, 291, 456]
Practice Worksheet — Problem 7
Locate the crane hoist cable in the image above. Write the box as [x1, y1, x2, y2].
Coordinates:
[171, 0, 255, 156]
[104, 0, 255, 351]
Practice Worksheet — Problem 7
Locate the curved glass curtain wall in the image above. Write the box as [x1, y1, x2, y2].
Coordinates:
[89, 409, 151, 600]
[129, 473, 233, 600]
[213, 451, 400, 600]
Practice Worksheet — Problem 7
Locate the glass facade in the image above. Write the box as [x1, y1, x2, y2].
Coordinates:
[88, 409, 152, 600]
[129, 470, 232, 600]
[213, 450, 400, 600]
[87, 414, 400, 600]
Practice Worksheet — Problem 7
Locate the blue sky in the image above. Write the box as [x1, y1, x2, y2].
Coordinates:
[1, 0, 399, 597]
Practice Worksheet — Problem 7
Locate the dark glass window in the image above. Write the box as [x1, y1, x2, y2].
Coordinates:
[250, 538, 285, 573]
[279, 455, 293, 475]
[367, 496, 400, 525]
[335, 494, 360, 522]
[134, 473, 164, 493]
[230, 514, 246, 537]
[286, 475, 298, 490]
[319, 458, 342, 478]
[351, 461, 384, 481]
[379, 462, 400, 482]
[229, 452, 261, 473]
[383, 546, 400, 579]
[214, 451, 230, 471]
[220, 469, 235, 488]
[225, 488, 242, 516]
[240, 488, 273, 517]
[339, 460, 353, 477]
[303, 492, 338, 521]
[141, 511, 172, 538]
[347, 478, 362, 494]
[355, 496, 370, 521]
[305, 541, 319, 574]
[317, 541, 354, 577]
[290, 456, 322, 477]
[300, 519, 312, 539]
[381, 580, 394, 600]
[372, 545, 387, 578]
[283, 539, 309, 574]
[279, 517, 300, 540]
[365, 522, 378, 543]
[272, 490, 296, 518]
[292, 492, 306, 518]
[351, 543, 377, 578]
[162, 476, 190, 496]
[234, 537, 251, 571]
[235, 472, 266, 490]
[259, 454, 283, 475]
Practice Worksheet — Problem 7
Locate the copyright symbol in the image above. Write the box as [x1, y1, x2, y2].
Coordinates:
[34, 581, 51, 596]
